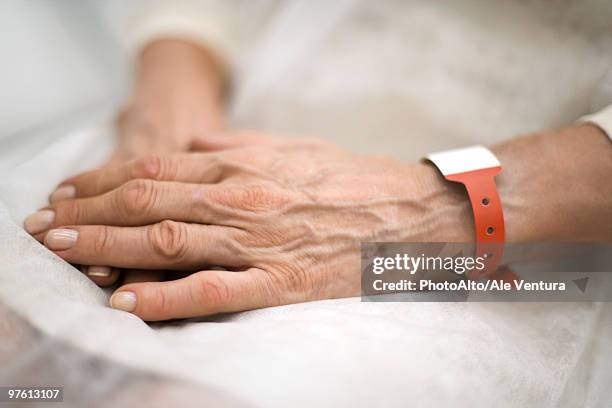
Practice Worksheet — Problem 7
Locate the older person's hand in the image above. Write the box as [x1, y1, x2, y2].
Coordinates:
[25, 131, 472, 320]
[26, 125, 612, 320]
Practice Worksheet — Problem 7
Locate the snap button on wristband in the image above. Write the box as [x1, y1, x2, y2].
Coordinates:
[426, 146, 505, 278]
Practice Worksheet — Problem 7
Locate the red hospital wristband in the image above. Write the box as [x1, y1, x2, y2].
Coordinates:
[426, 146, 505, 278]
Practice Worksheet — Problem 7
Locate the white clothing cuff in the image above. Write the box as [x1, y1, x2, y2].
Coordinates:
[578, 104, 612, 143]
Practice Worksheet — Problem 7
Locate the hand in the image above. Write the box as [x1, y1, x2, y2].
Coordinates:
[29, 125, 610, 320]
[110, 39, 225, 164]
[26, 131, 470, 320]
[48, 39, 226, 285]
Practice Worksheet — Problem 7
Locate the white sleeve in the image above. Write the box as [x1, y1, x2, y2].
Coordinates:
[579, 105, 612, 142]
[127, 0, 277, 73]
[578, 66, 612, 142]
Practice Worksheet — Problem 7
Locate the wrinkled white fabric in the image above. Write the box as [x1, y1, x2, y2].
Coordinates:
[1, 1, 612, 407]
[131, 0, 612, 150]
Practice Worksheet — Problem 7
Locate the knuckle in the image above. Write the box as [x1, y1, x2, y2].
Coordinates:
[93, 226, 115, 254]
[194, 272, 231, 310]
[60, 199, 82, 224]
[149, 285, 170, 317]
[131, 154, 162, 180]
[131, 154, 179, 181]
[149, 220, 189, 263]
[117, 179, 157, 218]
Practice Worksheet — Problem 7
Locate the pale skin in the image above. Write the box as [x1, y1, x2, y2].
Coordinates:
[25, 40, 612, 321]
[113, 38, 225, 161]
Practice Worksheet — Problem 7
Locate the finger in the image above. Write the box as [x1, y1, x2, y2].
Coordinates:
[109, 268, 276, 321]
[42, 181, 231, 231]
[190, 130, 280, 152]
[43, 222, 248, 270]
[122, 270, 166, 284]
[81, 266, 120, 287]
[190, 131, 330, 153]
[49, 153, 228, 202]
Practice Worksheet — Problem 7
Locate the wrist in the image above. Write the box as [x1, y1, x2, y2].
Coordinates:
[137, 39, 225, 101]
[403, 124, 611, 245]
[131, 39, 226, 135]
[396, 163, 474, 242]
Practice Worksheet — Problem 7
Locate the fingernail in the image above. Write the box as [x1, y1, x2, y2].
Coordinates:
[24, 210, 55, 234]
[86, 266, 112, 278]
[110, 291, 137, 312]
[45, 228, 78, 250]
[49, 185, 76, 203]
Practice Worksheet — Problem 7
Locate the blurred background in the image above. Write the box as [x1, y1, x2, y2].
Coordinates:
[0, 1, 136, 134]
[0, 1, 140, 174]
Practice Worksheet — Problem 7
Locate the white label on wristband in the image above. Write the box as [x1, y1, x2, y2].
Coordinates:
[426, 145, 500, 176]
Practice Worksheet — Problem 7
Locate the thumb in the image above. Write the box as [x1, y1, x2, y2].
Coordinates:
[109, 268, 274, 321]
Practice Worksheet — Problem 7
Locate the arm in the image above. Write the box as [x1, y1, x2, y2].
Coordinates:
[26, 125, 612, 320]
[434, 124, 612, 243]
[494, 124, 612, 242]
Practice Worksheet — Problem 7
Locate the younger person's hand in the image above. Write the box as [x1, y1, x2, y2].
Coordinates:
[109, 39, 225, 165]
